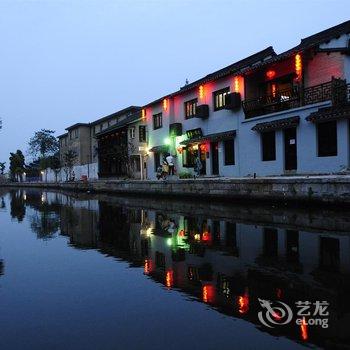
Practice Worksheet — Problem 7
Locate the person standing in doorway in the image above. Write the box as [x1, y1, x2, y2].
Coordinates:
[166, 153, 175, 176]
[194, 155, 202, 178]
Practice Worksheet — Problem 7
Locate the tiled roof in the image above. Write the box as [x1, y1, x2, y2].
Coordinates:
[95, 110, 142, 137]
[180, 130, 236, 145]
[142, 47, 276, 108]
[90, 106, 141, 126]
[252, 116, 300, 132]
[306, 105, 350, 123]
[65, 123, 90, 131]
[243, 20, 350, 73]
[149, 145, 169, 153]
[175, 47, 276, 94]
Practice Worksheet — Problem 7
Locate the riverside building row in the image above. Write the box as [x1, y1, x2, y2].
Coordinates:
[57, 20, 350, 181]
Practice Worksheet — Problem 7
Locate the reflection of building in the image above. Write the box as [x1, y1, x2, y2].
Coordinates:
[142, 214, 350, 347]
[12, 190, 350, 348]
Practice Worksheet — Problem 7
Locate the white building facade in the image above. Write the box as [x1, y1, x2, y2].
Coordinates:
[145, 21, 350, 179]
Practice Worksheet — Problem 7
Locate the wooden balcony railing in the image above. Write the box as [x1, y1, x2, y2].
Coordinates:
[242, 79, 349, 119]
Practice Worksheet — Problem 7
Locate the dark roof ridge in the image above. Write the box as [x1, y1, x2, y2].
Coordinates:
[299, 20, 350, 48]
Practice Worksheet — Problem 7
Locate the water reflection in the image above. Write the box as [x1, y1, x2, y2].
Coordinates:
[4, 189, 350, 349]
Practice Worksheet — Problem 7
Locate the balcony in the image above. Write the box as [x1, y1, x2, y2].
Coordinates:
[242, 80, 350, 119]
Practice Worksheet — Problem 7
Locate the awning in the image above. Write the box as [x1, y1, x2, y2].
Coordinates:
[306, 105, 350, 123]
[148, 145, 169, 153]
[251, 116, 300, 132]
[180, 130, 236, 146]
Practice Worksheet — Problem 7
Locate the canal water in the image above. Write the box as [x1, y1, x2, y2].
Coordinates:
[0, 189, 349, 350]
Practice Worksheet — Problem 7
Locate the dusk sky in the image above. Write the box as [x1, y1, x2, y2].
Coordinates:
[0, 0, 348, 166]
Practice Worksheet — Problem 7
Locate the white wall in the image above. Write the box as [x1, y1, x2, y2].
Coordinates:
[43, 162, 98, 182]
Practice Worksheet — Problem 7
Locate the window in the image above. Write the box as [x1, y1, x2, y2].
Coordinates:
[129, 127, 135, 139]
[74, 129, 79, 138]
[213, 87, 230, 111]
[139, 125, 147, 142]
[184, 98, 198, 119]
[224, 139, 235, 165]
[317, 121, 337, 157]
[153, 113, 163, 130]
[262, 131, 276, 161]
[99, 124, 103, 132]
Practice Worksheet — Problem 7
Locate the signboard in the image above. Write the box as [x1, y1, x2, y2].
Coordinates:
[186, 128, 203, 139]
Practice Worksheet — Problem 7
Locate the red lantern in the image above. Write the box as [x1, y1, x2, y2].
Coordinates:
[266, 70, 276, 79]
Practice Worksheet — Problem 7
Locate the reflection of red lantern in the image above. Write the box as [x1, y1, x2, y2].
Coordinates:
[300, 318, 308, 341]
[202, 284, 215, 303]
[266, 70, 276, 79]
[178, 229, 185, 237]
[237, 290, 249, 314]
[144, 259, 152, 274]
[165, 269, 174, 288]
[202, 231, 212, 243]
[177, 146, 183, 154]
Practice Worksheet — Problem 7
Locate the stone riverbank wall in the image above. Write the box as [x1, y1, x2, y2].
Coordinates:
[2, 176, 350, 205]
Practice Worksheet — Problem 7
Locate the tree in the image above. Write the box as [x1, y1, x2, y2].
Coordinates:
[0, 162, 5, 175]
[62, 150, 77, 181]
[49, 155, 61, 182]
[9, 150, 25, 181]
[28, 129, 59, 159]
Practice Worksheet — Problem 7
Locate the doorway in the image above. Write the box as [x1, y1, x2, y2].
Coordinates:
[284, 127, 297, 171]
[199, 144, 206, 175]
[211, 142, 219, 175]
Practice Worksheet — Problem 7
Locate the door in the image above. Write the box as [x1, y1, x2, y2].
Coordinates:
[199, 144, 206, 175]
[284, 127, 297, 171]
[211, 142, 219, 175]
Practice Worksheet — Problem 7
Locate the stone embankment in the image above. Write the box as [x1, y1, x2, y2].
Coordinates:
[2, 175, 350, 205]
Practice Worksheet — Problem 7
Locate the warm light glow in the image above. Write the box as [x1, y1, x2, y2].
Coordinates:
[199, 85, 204, 99]
[202, 284, 215, 303]
[237, 291, 249, 314]
[266, 70, 276, 79]
[192, 144, 199, 150]
[271, 83, 277, 97]
[194, 233, 200, 241]
[200, 144, 207, 152]
[144, 259, 152, 274]
[295, 53, 302, 81]
[141, 108, 146, 119]
[178, 230, 185, 237]
[234, 76, 240, 93]
[163, 98, 168, 111]
[165, 269, 174, 288]
[176, 146, 183, 154]
[300, 317, 308, 341]
[146, 227, 153, 236]
[201, 231, 212, 243]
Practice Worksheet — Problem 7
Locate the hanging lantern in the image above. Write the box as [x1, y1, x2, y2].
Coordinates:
[199, 85, 204, 99]
[266, 70, 276, 80]
[295, 53, 302, 81]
